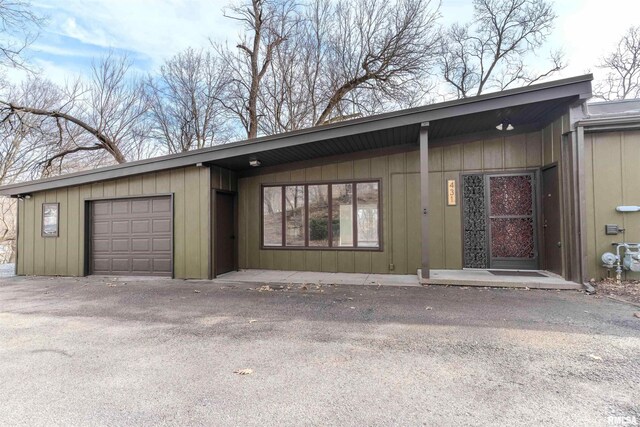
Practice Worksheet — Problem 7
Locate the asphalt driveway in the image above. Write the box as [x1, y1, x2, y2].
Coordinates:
[0, 276, 638, 427]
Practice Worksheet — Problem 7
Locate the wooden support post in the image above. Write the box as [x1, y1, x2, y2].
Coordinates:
[575, 125, 588, 284]
[420, 123, 430, 279]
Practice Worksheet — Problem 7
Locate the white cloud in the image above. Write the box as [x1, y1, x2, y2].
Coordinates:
[35, 0, 239, 68]
[552, 0, 640, 79]
[23, 0, 640, 87]
[4, 57, 77, 85]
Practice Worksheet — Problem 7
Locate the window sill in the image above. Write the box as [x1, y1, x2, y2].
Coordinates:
[260, 246, 383, 252]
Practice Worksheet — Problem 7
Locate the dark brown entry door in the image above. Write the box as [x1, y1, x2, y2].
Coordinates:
[487, 173, 538, 270]
[215, 192, 236, 275]
[90, 197, 172, 276]
[542, 166, 562, 275]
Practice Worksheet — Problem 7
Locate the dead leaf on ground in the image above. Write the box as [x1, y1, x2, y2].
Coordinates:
[425, 306, 433, 310]
[588, 354, 602, 361]
[234, 368, 253, 375]
[107, 283, 116, 287]
[594, 278, 640, 304]
[634, 312, 640, 319]
[194, 290, 201, 293]
[249, 319, 257, 324]
[257, 285, 273, 292]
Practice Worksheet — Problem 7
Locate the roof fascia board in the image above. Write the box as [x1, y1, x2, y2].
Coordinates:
[0, 115, 430, 195]
[0, 75, 593, 196]
[578, 114, 640, 132]
[421, 82, 590, 122]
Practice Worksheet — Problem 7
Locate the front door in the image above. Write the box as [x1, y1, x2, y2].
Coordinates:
[215, 192, 236, 276]
[542, 166, 562, 275]
[462, 172, 538, 270]
[487, 173, 538, 269]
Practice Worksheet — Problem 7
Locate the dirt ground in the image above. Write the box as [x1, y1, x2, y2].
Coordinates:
[593, 278, 640, 305]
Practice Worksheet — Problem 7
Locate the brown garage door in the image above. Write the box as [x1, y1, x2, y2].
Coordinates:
[90, 197, 172, 276]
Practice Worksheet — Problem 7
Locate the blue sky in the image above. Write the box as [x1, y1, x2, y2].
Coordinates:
[9, 0, 640, 84]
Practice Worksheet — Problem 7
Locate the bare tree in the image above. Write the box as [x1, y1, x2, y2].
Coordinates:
[215, 0, 300, 139]
[254, 0, 442, 135]
[0, 77, 65, 262]
[594, 26, 640, 101]
[313, 0, 441, 125]
[439, 0, 563, 98]
[0, 0, 44, 69]
[0, 52, 154, 172]
[257, 0, 328, 134]
[0, 76, 66, 181]
[146, 48, 229, 153]
[0, 197, 15, 262]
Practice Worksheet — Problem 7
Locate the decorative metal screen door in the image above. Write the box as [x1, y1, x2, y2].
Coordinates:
[463, 173, 538, 270]
[487, 173, 538, 269]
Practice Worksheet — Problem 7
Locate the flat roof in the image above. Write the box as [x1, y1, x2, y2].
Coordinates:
[0, 74, 593, 196]
[577, 98, 640, 133]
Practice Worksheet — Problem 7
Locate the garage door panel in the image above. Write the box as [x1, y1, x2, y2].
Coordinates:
[92, 239, 110, 252]
[131, 238, 150, 252]
[93, 221, 110, 235]
[111, 201, 130, 214]
[93, 202, 110, 216]
[152, 219, 171, 233]
[111, 258, 130, 272]
[153, 259, 171, 272]
[131, 220, 150, 233]
[90, 196, 172, 276]
[131, 199, 150, 213]
[111, 238, 130, 252]
[111, 220, 130, 234]
[132, 258, 151, 272]
[152, 237, 171, 252]
[92, 258, 110, 273]
[152, 198, 171, 213]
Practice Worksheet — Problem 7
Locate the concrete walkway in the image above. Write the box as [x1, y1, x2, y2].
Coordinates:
[214, 269, 421, 287]
[216, 268, 583, 290]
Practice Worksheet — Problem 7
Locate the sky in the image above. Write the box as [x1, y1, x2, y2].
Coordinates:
[8, 0, 640, 86]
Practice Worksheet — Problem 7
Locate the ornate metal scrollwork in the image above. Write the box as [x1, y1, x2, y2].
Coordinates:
[463, 174, 488, 268]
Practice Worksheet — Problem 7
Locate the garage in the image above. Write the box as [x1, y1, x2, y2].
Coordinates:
[89, 196, 172, 276]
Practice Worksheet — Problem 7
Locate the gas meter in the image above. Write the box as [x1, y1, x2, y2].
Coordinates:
[623, 247, 640, 272]
[601, 243, 640, 283]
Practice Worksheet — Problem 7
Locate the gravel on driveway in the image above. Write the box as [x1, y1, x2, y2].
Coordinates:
[0, 276, 638, 426]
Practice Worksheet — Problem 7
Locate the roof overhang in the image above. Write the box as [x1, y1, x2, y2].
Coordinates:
[0, 74, 593, 196]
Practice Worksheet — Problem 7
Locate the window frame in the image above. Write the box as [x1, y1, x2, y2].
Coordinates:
[41, 202, 60, 238]
[260, 179, 382, 251]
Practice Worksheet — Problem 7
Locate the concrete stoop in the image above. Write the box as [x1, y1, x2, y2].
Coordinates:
[419, 269, 584, 290]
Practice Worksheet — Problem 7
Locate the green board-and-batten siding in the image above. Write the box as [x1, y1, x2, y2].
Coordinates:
[14, 118, 569, 278]
[238, 151, 423, 275]
[585, 129, 640, 280]
[428, 125, 560, 270]
[16, 165, 211, 279]
[238, 124, 558, 274]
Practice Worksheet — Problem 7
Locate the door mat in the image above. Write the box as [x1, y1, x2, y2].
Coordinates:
[489, 270, 547, 277]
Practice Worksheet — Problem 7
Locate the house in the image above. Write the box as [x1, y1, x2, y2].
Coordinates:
[5, 74, 636, 286]
[580, 99, 640, 281]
